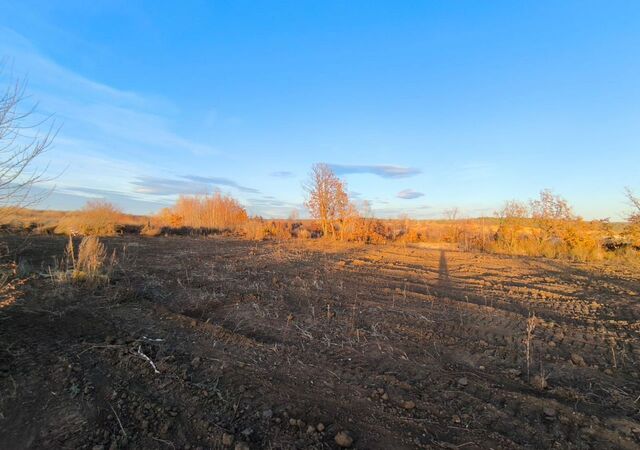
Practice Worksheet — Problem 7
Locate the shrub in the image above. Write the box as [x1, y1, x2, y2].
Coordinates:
[56, 200, 123, 236]
[156, 193, 248, 230]
[59, 236, 114, 285]
[242, 219, 267, 240]
[558, 219, 606, 261]
[140, 223, 162, 237]
[494, 200, 529, 254]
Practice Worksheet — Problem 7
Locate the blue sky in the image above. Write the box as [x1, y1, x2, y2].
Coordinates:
[1, 1, 638, 219]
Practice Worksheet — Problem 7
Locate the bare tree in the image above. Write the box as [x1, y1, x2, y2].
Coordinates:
[0, 65, 56, 216]
[529, 189, 574, 244]
[444, 207, 459, 221]
[530, 189, 573, 222]
[304, 163, 349, 238]
[626, 187, 640, 220]
[625, 187, 640, 247]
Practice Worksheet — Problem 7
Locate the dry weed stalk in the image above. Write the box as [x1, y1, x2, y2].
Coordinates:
[525, 312, 538, 381]
[351, 294, 358, 331]
[55, 235, 115, 285]
[609, 338, 618, 369]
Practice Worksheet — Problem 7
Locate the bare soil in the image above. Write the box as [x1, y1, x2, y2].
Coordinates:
[1, 235, 640, 449]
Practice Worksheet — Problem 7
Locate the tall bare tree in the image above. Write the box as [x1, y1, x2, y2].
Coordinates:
[304, 163, 349, 238]
[625, 187, 640, 246]
[529, 189, 574, 243]
[0, 65, 56, 215]
[626, 187, 640, 219]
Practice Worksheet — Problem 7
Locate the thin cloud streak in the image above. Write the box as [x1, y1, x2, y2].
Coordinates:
[0, 27, 220, 165]
[182, 175, 259, 193]
[131, 175, 260, 196]
[270, 171, 295, 178]
[329, 164, 421, 179]
[397, 189, 425, 199]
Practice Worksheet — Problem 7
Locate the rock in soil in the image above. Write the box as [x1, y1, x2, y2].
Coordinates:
[335, 431, 354, 448]
[402, 400, 416, 410]
[571, 353, 587, 367]
[222, 433, 234, 447]
[531, 374, 548, 390]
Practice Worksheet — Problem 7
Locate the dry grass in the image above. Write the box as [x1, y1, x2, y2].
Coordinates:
[53, 236, 115, 285]
[0, 187, 638, 263]
[55, 200, 124, 236]
[155, 193, 248, 230]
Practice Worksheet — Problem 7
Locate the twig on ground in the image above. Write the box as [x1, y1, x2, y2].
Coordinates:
[108, 402, 127, 437]
[76, 344, 125, 356]
[135, 345, 160, 374]
[151, 436, 175, 449]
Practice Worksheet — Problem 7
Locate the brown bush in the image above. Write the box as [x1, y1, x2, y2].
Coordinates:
[241, 219, 268, 240]
[140, 223, 162, 237]
[55, 200, 123, 236]
[494, 200, 529, 254]
[59, 236, 115, 285]
[485, 191, 609, 260]
[155, 193, 248, 230]
[559, 219, 606, 261]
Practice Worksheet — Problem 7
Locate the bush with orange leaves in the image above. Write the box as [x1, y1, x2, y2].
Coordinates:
[155, 193, 248, 231]
[488, 190, 608, 261]
[55, 200, 123, 236]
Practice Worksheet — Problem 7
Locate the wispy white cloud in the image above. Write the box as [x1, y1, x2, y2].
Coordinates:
[270, 171, 295, 178]
[182, 175, 259, 193]
[131, 175, 260, 196]
[329, 163, 421, 179]
[0, 26, 228, 213]
[0, 27, 152, 108]
[397, 189, 425, 199]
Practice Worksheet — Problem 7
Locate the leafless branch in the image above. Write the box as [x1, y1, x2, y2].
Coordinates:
[0, 61, 58, 219]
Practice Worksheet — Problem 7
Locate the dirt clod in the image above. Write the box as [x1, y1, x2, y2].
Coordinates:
[571, 353, 587, 367]
[531, 375, 548, 390]
[335, 431, 354, 448]
[402, 400, 416, 410]
[222, 433, 234, 447]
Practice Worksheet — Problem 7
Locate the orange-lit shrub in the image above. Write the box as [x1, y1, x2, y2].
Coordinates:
[156, 193, 248, 230]
[55, 200, 123, 236]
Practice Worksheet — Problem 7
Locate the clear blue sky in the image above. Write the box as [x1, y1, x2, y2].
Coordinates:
[1, 1, 638, 219]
